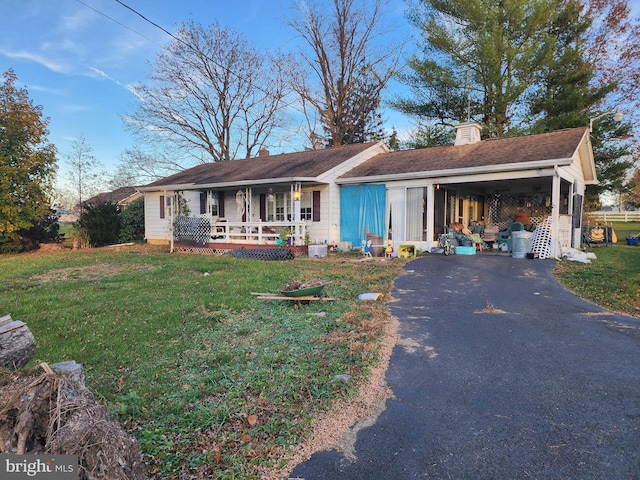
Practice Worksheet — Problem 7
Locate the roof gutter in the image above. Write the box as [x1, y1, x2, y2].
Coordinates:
[137, 177, 326, 192]
[335, 157, 575, 184]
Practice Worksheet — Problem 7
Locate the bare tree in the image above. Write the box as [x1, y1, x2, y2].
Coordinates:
[125, 19, 292, 162]
[64, 135, 103, 214]
[109, 145, 189, 189]
[286, 0, 401, 147]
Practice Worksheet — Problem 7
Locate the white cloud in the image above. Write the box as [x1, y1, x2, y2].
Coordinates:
[88, 66, 121, 84]
[0, 48, 68, 74]
[126, 83, 146, 101]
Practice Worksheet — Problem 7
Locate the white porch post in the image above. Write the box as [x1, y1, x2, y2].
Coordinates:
[168, 191, 175, 253]
[246, 187, 252, 221]
[427, 184, 436, 249]
[293, 183, 301, 244]
[572, 181, 584, 249]
[551, 173, 561, 258]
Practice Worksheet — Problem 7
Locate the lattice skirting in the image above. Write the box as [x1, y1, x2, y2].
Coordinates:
[173, 246, 232, 255]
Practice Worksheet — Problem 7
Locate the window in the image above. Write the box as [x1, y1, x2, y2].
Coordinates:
[209, 192, 219, 217]
[200, 192, 206, 215]
[406, 187, 427, 241]
[274, 193, 287, 221]
[301, 192, 312, 220]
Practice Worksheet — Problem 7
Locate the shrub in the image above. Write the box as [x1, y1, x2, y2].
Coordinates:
[76, 202, 121, 247]
[0, 210, 61, 253]
[119, 198, 145, 243]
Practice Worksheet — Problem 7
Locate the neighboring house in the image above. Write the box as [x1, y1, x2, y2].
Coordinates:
[138, 123, 596, 258]
[84, 186, 143, 210]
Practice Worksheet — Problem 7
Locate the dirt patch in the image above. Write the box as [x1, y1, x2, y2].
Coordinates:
[33, 243, 67, 253]
[0, 365, 144, 479]
[30, 264, 154, 283]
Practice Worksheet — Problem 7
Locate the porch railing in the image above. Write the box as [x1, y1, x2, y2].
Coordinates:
[209, 219, 307, 245]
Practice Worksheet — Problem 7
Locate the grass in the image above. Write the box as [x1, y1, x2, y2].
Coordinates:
[2, 224, 639, 478]
[58, 222, 75, 245]
[0, 246, 403, 479]
[554, 221, 640, 317]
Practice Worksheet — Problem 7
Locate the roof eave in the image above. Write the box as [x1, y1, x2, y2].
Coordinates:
[137, 177, 327, 192]
[336, 157, 574, 184]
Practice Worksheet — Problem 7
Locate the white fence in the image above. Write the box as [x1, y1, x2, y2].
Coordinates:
[585, 211, 640, 223]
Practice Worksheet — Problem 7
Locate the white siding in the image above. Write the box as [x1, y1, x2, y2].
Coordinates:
[302, 185, 334, 244]
[144, 192, 171, 242]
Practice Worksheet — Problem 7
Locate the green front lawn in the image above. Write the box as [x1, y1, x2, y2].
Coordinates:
[554, 221, 640, 317]
[2, 224, 639, 478]
[0, 247, 403, 479]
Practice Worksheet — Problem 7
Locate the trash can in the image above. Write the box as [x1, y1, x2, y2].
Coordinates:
[511, 231, 532, 258]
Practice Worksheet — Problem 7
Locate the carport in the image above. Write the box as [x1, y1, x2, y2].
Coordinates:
[337, 124, 595, 258]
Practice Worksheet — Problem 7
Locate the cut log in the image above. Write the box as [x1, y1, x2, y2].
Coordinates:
[0, 314, 37, 369]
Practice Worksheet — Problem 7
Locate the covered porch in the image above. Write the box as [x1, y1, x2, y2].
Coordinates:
[167, 181, 320, 251]
[384, 172, 582, 258]
[337, 173, 582, 259]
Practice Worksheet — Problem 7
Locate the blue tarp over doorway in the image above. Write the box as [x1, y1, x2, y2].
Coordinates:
[340, 184, 386, 246]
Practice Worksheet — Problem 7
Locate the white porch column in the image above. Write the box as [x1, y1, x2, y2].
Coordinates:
[427, 184, 436, 248]
[293, 183, 301, 245]
[551, 173, 561, 258]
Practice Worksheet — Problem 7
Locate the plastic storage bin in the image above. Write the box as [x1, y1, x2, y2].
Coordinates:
[308, 245, 328, 258]
[398, 244, 416, 258]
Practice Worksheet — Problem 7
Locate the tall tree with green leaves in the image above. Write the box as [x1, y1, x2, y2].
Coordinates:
[0, 69, 57, 245]
[528, 0, 634, 208]
[528, 0, 611, 132]
[393, 0, 555, 138]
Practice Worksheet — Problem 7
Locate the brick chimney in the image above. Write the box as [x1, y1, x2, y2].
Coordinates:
[454, 122, 482, 146]
[258, 147, 270, 157]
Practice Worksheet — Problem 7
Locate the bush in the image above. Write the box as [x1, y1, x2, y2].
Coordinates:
[119, 198, 145, 243]
[0, 210, 61, 253]
[76, 202, 121, 247]
[20, 210, 61, 246]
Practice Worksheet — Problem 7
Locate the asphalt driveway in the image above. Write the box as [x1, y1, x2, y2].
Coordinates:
[291, 254, 640, 479]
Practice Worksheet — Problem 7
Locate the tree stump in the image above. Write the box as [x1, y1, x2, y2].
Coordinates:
[0, 314, 37, 369]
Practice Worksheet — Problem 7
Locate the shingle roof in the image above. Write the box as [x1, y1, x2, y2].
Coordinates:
[142, 142, 377, 188]
[339, 127, 589, 180]
[85, 186, 140, 204]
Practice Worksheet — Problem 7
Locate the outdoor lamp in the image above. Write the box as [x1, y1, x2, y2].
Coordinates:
[294, 191, 301, 201]
[589, 107, 624, 132]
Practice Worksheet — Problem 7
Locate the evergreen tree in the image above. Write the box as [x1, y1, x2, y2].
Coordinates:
[528, 0, 611, 132]
[387, 127, 401, 151]
[407, 123, 454, 149]
[589, 117, 633, 208]
[393, 0, 555, 137]
[119, 198, 145, 244]
[76, 202, 121, 248]
[528, 0, 632, 207]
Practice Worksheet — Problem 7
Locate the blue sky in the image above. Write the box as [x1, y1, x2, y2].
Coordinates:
[1, 0, 412, 186]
